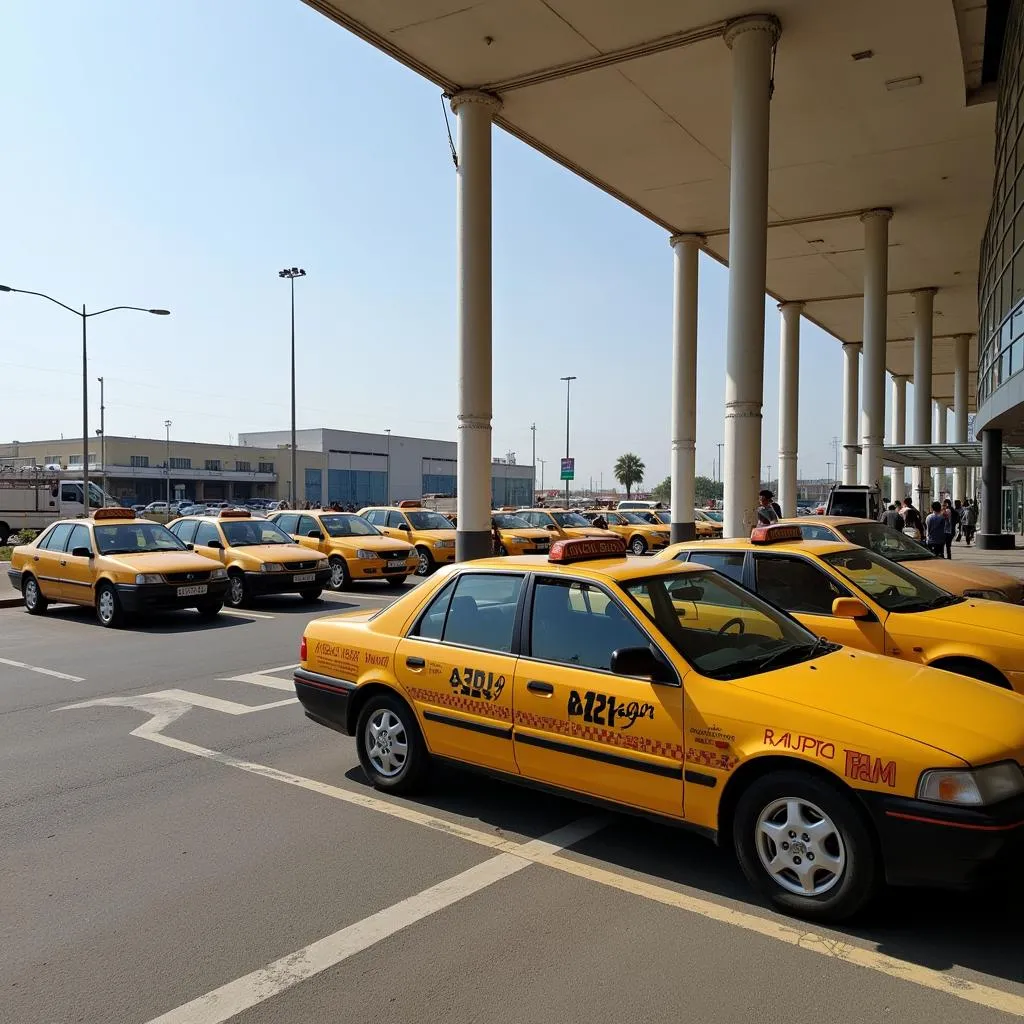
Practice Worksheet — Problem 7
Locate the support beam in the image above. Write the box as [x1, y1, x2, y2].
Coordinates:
[890, 375, 908, 501]
[722, 14, 780, 539]
[777, 301, 803, 517]
[860, 208, 891, 490]
[451, 90, 501, 561]
[978, 428, 1013, 548]
[842, 343, 860, 484]
[669, 234, 701, 542]
[952, 333, 970, 500]
[911, 288, 936, 509]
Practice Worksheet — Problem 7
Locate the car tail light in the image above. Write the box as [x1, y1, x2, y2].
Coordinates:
[300, 635, 307, 662]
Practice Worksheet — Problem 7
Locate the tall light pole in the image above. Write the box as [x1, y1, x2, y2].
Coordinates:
[384, 428, 391, 503]
[0, 285, 168, 514]
[164, 420, 172, 508]
[537, 458, 546, 492]
[560, 376, 576, 507]
[716, 442, 724, 484]
[530, 422, 536, 499]
[97, 376, 106, 499]
[278, 267, 306, 504]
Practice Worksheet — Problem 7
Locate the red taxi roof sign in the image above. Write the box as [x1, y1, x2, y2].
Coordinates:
[93, 507, 136, 520]
[397, 499, 422, 508]
[548, 536, 627, 563]
[750, 524, 802, 544]
[219, 508, 251, 519]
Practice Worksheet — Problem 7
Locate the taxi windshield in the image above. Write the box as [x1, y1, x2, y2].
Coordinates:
[221, 520, 294, 546]
[619, 512, 650, 524]
[630, 511, 658, 523]
[321, 514, 379, 538]
[493, 514, 531, 529]
[822, 548, 962, 612]
[623, 570, 828, 680]
[838, 522, 934, 563]
[406, 511, 454, 531]
[703, 510, 724, 522]
[552, 512, 592, 527]
[94, 522, 186, 555]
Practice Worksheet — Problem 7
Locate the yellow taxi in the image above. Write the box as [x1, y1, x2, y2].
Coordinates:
[166, 509, 330, 607]
[7, 507, 229, 627]
[294, 535, 1024, 921]
[664, 524, 1024, 691]
[694, 508, 725, 539]
[358, 502, 456, 577]
[785, 516, 1024, 603]
[515, 508, 618, 543]
[490, 512, 553, 556]
[269, 508, 418, 590]
[583, 510, 671, 555]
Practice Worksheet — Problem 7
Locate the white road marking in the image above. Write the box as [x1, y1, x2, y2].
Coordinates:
[0, 657, 84, 682]
[216, 671, 295, 692]
[218, 609, 275, 620]
[62, 690, 296, 718]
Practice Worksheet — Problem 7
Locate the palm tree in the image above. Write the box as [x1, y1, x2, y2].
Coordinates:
[614, 453, 645, 498]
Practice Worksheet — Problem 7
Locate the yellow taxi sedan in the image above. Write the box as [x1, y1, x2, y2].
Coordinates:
[358, 503, 456, 577]
[167, 509, 330, 607]
[516, 508, 619, 542]
[269, 509, 418, 590]
[294, 535, 1024, 921]
[583, 510, 671, 555]
[490, 512, 553, 555]
[664, 524, 1024, 691]
[7, 507, 229, 627]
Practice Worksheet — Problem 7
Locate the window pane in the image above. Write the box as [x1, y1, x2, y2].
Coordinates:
[67, 524, 92, 554]
[175, 519, 199, 544]
[412, 578, 456, 641]
[684, 550, 746, 583]
[276, 513, 298, 534]
[42, 524, 73, 551]
[754, 555, 850, 615]
[442, 573, 523, 653]
[195, 522, 220, 546]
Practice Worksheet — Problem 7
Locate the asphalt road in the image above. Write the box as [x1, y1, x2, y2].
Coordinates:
[2, 583, 1024, 1024]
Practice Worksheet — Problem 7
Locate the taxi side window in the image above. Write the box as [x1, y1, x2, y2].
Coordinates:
[276, 513, 299, 534]
[530, 578, 648, 672]
[194, 522, 221, 547]
[386, 512, 407, 529]
[443, 573, 524, 653]
[298, 515, 321, 537]
[798, 524, 835, 542]
[754, 555, 850, 615]
[66, 524, 92, 555]
[412, 578, 457, 641]
[172, 519, 199, 545]
[40, 523, 74, 551]
[363, 510, 383, 526]
[684, 550, 746, 584]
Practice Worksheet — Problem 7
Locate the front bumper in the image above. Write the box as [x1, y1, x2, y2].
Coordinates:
[294, 666, 356, 735]
[432, 547, 456, 564]
[244, 568, 331, 595]
[115, 579, 229, 613]
[861, 791, 1024, 888]
[350, 558, 418, 580]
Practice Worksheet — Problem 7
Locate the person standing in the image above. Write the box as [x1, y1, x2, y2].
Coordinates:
[924, 502, 947, 557]
[881, 503, 903, 530]
[963, 499, 978, 545]
[941, 499, 955, 559]
[757, 490, 780, 525]
[901, 497, 923, 541]
[953, 499, 963, 542]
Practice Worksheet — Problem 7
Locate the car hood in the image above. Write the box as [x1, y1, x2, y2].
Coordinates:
[410, 529, 455, 542]
[327, 536, 413, 553]
[736, 648, 1024, 764]
[563, 527, 620, 539]
[887, 596, 1024, 639]
[107, 551, 224, 573]
[499, 528, 551, 540]
[901, 558, 1023, 601]
[231, 544, 321, 563]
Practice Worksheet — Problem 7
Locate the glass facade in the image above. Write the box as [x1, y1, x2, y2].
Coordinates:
[979, 0, 1024, 407]
[305, 468, 387, 507]
[491, 476, 532, 507]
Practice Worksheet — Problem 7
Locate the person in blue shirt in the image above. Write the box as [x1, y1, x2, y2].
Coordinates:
[924, 501, 946, 557]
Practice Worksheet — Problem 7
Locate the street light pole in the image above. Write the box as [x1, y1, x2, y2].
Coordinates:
[97, 376, 106, 499]
[0, 285, 169, 515]
[560, 376, 576, 506]
[530, 422, 536, 499]
[385, 428, 391, 503]
[278, 267, 306, 504]
[537, 458, 546, 492]
[165, 420, 172, 508]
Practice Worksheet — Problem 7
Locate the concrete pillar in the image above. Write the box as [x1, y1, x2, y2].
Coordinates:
[890, 375, 907, 501]
[777, 301, 803, 517]
[911, 287, 936, 509]
[669, 233, 701, 542]
[978, 428, 1013, 548]
[933, 402, 947, 500]
[860, 209, 891, 490]
[721, 14, 780, 539]
[842, 343, 860, 484]
[451, 90, 501, 561]
[952, 333, 970, 500]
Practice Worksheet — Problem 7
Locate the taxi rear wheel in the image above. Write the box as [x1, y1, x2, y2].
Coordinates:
[95, 583, 124, 629]
[327, 556, 350, 591]
[23, 575, 48, 616]
[415, 547, 433, 577]
[356, 693, 428, 794]
[734, 771, 878, 922]
[630, 536, 648, 556]
[226, 572, 247, 608]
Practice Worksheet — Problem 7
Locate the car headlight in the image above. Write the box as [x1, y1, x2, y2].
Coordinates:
[963, 588, 1009, 602]
[316, 558, 330, 570]
[917, 762, 1024, 806]
[210, 567, 228, 580]
[435, 539, 455, 548]
[512, 536, 531, 544]
[135, 573, 163, 584]
[355, 549, 378, 560]
[261, 562, 285, 573]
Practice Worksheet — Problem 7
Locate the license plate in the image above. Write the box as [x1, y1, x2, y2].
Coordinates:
[293, 573, 316, 583]
[387, 560, 406, 568]
[176, 584, 207, 597]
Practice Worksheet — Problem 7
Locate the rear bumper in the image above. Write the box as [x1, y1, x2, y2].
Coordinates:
[115, 579, 229, 613]
[862, 792, 1024, 888]
[7, 568, 22, 591]
[243, 569, 331, 595]
[294, 667, 356, 734]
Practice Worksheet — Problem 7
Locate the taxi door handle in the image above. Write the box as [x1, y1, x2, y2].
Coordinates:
[59, 559, 67, 566]
[527, 680, 553, 695]
[406, 657, 425, 669]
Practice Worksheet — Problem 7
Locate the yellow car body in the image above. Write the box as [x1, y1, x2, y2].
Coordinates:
[584, 510, 671, 554]
[490, 512, 553, 556]
[269, 509, 418, 590]
[664, 526, 1024, 692]
[167, 509, 330, 607]
[516, 508, 619, 542]
[358, 505, 457, 576]
[783, 516, 1024, 603]
[694, 509, 724, 539]
[294, 534, 1024, 922]
[7, 508, 229, 626]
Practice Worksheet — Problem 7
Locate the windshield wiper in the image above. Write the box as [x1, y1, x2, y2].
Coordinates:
[711, 637, 836, 679]
[920, 593, 965, 610]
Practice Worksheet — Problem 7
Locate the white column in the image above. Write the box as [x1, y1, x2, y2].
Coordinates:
[722, 14, 780, 539]
[933, 401, 947, 500]
[890, 375, 907, 501]
[669, 233, 701, 542]
[777, 301, 803, 517]
[953, 333, 970, 500]
[860, 209, 892, 490]
[911, 287, 936, 509]
[451, 90, 501, 561]
[842, 343, 860, 484]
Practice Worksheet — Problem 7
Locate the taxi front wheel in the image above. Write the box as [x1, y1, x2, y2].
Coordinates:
[356, 693, 429, 794]
[415, 548, 433, 577]
[733, 771, 879, 922]
[226, 572, 248, 608]
[95, 583, 125, 629]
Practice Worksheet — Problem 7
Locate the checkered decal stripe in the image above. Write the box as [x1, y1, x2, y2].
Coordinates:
[406, 687, 513, 722]
[686, 747, 739, 771]
[513, 710, 684, 761]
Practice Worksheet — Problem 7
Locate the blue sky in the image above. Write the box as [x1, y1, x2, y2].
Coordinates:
[0, 0, 878, 491]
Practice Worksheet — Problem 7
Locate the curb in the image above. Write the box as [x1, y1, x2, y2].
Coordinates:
[0, 597, 22, 609]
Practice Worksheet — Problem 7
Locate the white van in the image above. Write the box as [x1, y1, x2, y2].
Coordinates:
[616, 499, 665, 511]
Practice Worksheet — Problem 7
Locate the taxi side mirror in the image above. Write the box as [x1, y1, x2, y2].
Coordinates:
[832, 597, 870, 620]
[207, 540, 223, 550]
[71, 547, 92, 559]
[307, 529, 321, 538]
[185, 543, 194, 551]
[610, 645, 674, 685]
[546, 523, 558, 530]
[397, 523, 410, 531]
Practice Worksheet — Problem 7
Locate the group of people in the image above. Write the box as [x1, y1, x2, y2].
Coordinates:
[879, 496, 979, 559]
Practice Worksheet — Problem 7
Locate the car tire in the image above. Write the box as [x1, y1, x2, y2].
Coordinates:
[95, 582, 124, 628]
[23, 575, 48, 616]
[226, 571, 247, 608]
[733, 770, 879, 922]
[327, 556, 350, 592]
[299, 588, 322, 602]
[415, 547, 434, 577]
[385, 575, 406, 588]
[356, 692, 429, 794]
[196, 600, 223, 620]
[631, 536, 648, 556]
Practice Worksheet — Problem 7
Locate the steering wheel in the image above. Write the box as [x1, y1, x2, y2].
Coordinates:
[881, 585, 901, 598]
[718, 617, 746, 636]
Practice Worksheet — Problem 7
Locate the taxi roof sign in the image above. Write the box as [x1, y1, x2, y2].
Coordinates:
[93, 507, 136, 520]
[750, 524, 802, 544]
[397, 499, 422, 508]
[548, 536, 627, 563]
[219, 508, 251, 519]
